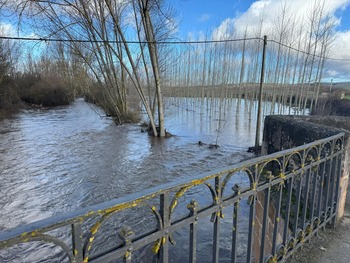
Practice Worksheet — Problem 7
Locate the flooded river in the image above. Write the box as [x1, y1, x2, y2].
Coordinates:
[0, 97, 305, 262]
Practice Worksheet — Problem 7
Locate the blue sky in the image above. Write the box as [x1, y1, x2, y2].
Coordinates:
[176, 0, 251, 37]
[1, 0, 349, 81]
[174, 0, 350, 80]
[176, 0, 350, 36]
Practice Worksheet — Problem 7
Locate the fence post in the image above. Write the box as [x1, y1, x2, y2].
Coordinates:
[72, 222, 83, 263]
[160, 193, 169, 263]
[255, 35, 267, 150]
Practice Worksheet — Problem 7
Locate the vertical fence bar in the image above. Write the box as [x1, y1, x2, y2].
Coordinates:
[309, 165, 319, 222]
[301, 168, 311, 228]
[259, 184, 271, 263]
[272, 183, 283, 256]
[323, 157, 333, 225]
[118, 226, 134, 263]
[231, 200, 239, 263]
[231, 202, 238, 263]
[160, 193, 170, 263]
[247, 194, 257, 263]
[308, 164, 319, 243]
[188, 200, 199, 263]
[292, 172, 303, 235]
[72, 222, 83, 263]
[212, 211, 221, 263]
[316, 161, 326, 229]
[212, 176, 221, 263]
[283, 177, 294, 244]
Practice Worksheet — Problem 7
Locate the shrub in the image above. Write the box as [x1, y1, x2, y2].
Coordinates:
[18, 74, 73, 107]
[312, 98, 350, 117]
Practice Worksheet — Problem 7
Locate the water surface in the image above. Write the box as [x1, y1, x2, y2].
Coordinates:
[0, 97, 304, 262]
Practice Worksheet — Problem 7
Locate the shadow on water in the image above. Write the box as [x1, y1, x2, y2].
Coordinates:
[0, 97, 306, 262]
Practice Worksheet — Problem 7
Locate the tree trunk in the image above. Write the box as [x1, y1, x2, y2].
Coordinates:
[139, 0, 165, 136]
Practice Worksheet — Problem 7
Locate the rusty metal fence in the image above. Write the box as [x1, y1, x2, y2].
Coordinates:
[0, 133, 344, 263]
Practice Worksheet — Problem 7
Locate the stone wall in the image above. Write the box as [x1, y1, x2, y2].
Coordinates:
[252, 115, 350, 262]
[262, 115, 344, 154]
[262, 115, 350, 220]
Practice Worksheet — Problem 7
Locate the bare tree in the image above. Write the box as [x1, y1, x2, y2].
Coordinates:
[135, 0, 166, 136]
[0, 24, 21, 111]
[5, 0, 177, 136]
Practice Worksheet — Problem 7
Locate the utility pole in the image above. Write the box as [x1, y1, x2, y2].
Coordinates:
[329, 78, 333, 92]
[255, 35, 267, 151]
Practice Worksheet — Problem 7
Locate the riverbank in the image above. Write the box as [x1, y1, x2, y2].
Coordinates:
[0, 107, 16, 120]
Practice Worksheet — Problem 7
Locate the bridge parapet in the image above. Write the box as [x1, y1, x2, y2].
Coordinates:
[262, 115, 350, 220]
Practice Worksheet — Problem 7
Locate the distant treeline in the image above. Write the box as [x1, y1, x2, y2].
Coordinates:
[312, 98, 350, 117]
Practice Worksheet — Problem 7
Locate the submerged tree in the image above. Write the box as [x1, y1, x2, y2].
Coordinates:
[5, 0, 175, 136]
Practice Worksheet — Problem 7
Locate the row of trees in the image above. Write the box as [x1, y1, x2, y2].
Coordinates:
[0, 0, 344, 130]
[161, 0, 336, 114]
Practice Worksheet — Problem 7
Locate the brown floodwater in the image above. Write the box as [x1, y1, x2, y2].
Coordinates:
[0, 97, 306, 262]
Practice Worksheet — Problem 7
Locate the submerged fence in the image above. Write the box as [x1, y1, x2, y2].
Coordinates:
[0, 133, 344, 263]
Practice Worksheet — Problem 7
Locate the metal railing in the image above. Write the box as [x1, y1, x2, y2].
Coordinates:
[0, 133, 344, 263]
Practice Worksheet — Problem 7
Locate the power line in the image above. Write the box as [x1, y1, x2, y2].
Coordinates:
[0, 35, 262, 44]
[1, 35, 349, 62]
[267, 39, 350, 62]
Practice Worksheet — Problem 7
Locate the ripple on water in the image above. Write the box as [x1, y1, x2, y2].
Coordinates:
[0, 98, 267, 262]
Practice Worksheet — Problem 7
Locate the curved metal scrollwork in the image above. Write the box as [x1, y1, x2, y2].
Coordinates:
[0, 132, 344, 263]
[285, 152, 302, 173]
[4, 233, 74, 262]
[221, 168, 253, 197]
[83, 201, 163, 262]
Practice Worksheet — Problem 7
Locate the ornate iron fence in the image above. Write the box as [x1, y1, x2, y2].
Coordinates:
[0, 133, 344, 263]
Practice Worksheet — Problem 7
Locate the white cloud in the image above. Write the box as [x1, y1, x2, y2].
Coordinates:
[211, 0, 350, 80]
[331, 30, 350, 60]
[0, 22, 41, 39]
[212, 18, 235, 40]
[198, 13, 211, 22]
[212, 0, 350, 38]
[233, 0, 349, 37]
[0, 22, 16, 36]
[326, 30, 350, 79]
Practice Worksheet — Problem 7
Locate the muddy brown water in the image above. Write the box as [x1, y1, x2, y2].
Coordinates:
[0, 97, 306, 262]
